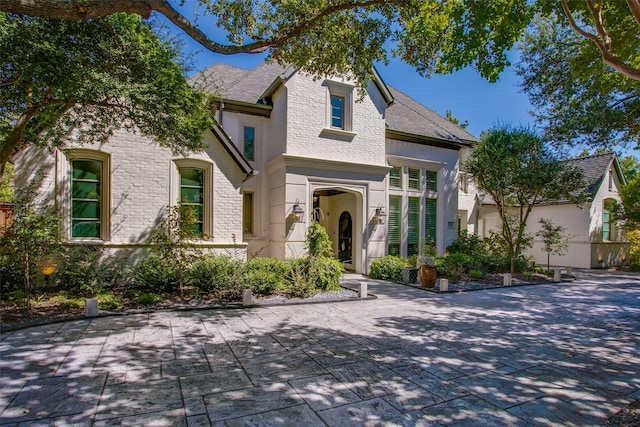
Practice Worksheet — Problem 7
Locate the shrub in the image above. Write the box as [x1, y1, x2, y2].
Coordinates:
[469, 270, 484, 280]
[133, 293, 163, 306]
[407, 254, 418, 269]
[368, 256, 408, 282]
[55, 246, 103, 296]
[243, 257, 290, 295]
[285, 257, 316, 298]
[447, 230, 485, 255]
[306, 222, 333, 257]
[132, 254, 179, 292]
[96, 293, 121, 310]
[185, 254, 241, 292]
[309, 256, 344, 292]
[629, 230, 640, 271]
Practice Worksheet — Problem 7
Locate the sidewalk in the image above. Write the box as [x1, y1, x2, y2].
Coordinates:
[1, 271, 639, 426]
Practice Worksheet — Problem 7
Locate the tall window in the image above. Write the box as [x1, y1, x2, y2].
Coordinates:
[426, 171, 437, 192]
[389, 167, 402, 189]
[180, 168, 204, 236]
[388, 196, 401, 256]
[603, 199, 616, 241]
[408, 169, 420, 190]
[71, 160, 102, 238]
[407, 197, 420, 256]
[330, 95, 344, 129]
[243, 192, 254, 235]
[244, 126, 255, 161]
[425, 198, 437, 246]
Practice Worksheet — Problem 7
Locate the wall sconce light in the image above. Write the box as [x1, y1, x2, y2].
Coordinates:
[292, 200, 305, 223]
[374, 205, 386, 225]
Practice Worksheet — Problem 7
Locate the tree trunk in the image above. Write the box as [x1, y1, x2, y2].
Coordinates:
[24, 251, 30, 311]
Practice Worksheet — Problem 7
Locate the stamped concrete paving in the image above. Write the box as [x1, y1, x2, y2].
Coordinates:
[1, 270, 639, 426]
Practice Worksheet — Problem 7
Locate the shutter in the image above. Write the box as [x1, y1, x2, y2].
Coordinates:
[388, 196, 401, 244]
[425, 198, 437, 246]
[389, 167, 402, 189]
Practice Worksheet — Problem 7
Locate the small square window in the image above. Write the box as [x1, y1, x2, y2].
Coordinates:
[330, 95, 344, 129]
[244, 126, 255, 161]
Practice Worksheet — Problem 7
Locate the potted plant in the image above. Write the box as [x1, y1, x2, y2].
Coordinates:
[417, 243, 437, 287]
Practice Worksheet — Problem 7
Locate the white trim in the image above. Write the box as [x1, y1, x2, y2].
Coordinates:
[324, 80, 354, 132]
[266, 154, 390, 176]
[59, 149, 111, 242]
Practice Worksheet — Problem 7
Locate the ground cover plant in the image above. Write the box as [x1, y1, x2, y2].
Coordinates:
[0, 221, 346, 324]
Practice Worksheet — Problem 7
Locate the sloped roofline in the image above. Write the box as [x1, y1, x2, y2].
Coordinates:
[258, 65, 394, 106]
[209, 125, 256, 181]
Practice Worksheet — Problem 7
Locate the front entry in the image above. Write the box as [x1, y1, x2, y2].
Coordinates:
[338, 211, 352, 264]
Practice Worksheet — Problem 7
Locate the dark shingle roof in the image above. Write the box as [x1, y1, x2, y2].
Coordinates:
[192, 62, 476, 144]
[385, 86, 477, 144]
[564, 152, 615, 197]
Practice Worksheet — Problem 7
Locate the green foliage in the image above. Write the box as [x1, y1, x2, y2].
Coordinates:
[132, 254, 179, 293]
[517, 13, 640, 150]
[0, 163, 13, 202]
[150, 204, 201, 298]
[96, 293, 121, 310]
[285, 257, 316, 298]
[133, 293, 163, 306]
[0, 13, 213, 176]
[306, 222, 333, 258]
[368, 256, 408, 282]
[620, 175, 640, 230]
[0, 180, 63, 308]
[465, 124, 585, 273]
[55, 246, 103, 296]
[536, 218, 571, 270]
[447, 230, 485, 256]
[243, 257, 290, 295]
[629, 230, 640, 271]
[469, 270, 484, 280]
[308, 257, 344, 292]
[185, 254, 241, 292]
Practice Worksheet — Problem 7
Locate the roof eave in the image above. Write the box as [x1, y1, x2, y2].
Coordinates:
[386, 129, 474, 150]
[209, 125, 257, 180]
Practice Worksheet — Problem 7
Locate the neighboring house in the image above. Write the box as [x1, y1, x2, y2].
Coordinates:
[463, 152, 629, 269]
[14, 61, 476, 273]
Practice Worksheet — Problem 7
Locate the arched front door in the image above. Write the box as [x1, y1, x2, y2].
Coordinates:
[338, 211, 352, 263]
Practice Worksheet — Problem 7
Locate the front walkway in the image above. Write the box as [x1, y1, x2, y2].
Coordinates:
[1, 270, 639, 426]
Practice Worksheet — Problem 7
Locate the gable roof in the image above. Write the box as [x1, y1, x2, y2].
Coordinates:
[564, 152, 624, 197]
[191, 62, 475, 147]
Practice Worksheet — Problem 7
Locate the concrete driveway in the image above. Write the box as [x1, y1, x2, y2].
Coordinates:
[1, 270, 639, 426]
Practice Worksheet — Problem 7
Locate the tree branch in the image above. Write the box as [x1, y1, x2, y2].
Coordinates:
[561, 0, 640, 81]
[1, 0, 404, 55]
[627, 0, 640, 25]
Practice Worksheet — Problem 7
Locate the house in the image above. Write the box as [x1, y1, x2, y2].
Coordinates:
[462, 152, 629, 269]
[15, 61, 476, 273]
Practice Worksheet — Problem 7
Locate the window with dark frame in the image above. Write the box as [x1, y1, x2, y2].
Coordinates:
[179, 168, 204, 237]
[244, 126, 255, 161]
[71, 159, 102, 238]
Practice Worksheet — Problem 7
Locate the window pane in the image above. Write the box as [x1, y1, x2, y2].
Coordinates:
[181, 187, 202, 204]
[72, 160, 101, 238]
[388, 244, 400, 257]
[72, 181, 100, 199]
[244, 126, 255, 161]
[426, 171, 437, 192]
[180, 168, 203, 187]
[603, 208, 610, 240]
[72, 221, 100, 238]
[425, 198, 437, 246]
[331, 95, 344, 128]
[243, 192, 253, 234]
[73, 201, 99, 219]
[72, 160, 101, 180]
[408, 169, 420, 190]
[389, 167, 402, 189]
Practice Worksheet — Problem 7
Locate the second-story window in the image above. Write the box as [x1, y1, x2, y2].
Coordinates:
[330, 95, 344, 129]
[244, 126, 255, 161]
